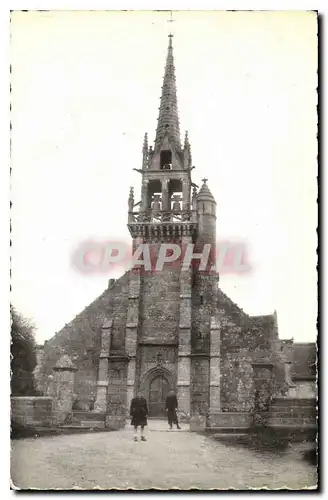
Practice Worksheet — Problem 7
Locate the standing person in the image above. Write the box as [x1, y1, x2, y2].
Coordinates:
[130, 391, 148, 441]
[165, 390, 181, 430]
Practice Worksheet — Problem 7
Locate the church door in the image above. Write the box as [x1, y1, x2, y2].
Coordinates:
[149, 375, 170, 417]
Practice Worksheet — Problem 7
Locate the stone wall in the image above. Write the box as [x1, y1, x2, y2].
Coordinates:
[110, 277, 130, 353]
[191, 273, 213, 353]
[190, 357, 210, 415]
[207, 411, 252, 429]
[36, 274, 129, 406]
[33, 346, 45, 393]
[218, 300, 249, 412]
[11, 397, 53, 428]
[288, 381, 317, 399]
[220, 352, 255, 412]
[136, 255, 181, 403]
[217, 290, 281, 413]
[52, 355, 77, 425]
[107, 360, 128, 416]
[140, 265, 180, 343]
[138, 345, 178, 386]
[190, 270, 217, 414]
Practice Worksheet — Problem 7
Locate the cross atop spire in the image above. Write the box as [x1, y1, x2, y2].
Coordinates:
[202, 178, 208, 184]
[167, 10, 175, 36]
[154, 33, 181, 151]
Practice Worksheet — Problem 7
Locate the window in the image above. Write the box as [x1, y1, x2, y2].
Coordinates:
[160, 150, 172, 170]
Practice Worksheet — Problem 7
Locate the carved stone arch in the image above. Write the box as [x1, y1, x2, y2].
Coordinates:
[139, 366, 176, 403]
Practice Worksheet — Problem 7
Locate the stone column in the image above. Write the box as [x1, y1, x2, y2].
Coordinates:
[33, 345, 44, 394]
[94, 319, 112, 412]
[141, 179, 149, 212]
[161, 178, 169, 213]
[182, 178, 190, 211]
[285, 360, 297, 397]
[52, 355, 77, 425]
[252, 361, 274, 426]
[177, 236, 192, 419]
[209, 316, 221, 411]
[285, 361, 293, 385]
[125, 254, 141, 415]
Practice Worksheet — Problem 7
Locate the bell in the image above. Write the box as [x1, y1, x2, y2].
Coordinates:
[172, 196, 181, 212]
[152, 195, 161, 212]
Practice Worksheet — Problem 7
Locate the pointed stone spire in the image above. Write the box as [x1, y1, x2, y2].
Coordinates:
[184, 130, 189, 149]
[142, 132, 148, 169]
[155, 35, 181, 151]
[183, 130, 192, 168]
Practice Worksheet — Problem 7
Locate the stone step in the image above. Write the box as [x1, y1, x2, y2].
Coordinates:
[212, 433, 249, 444]
[206, 427, 251, 434]
[70, 419, 105, 429]
[12, 425, 115, 438]
[271, 403, 316, 409]
[59, 425, 112, 433]
[72, 411, 106, 422]
[268, 424, 317, 432]
[272, 398, 316, 407]
[270, 410, 317, 418]
[266, 424, 317, 443]
[80, 421, 105, 429]
[271, 403, 317, 411]
[268, 417, 316, 426]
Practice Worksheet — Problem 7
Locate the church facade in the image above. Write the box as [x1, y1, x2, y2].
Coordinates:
[36, 36, 314, 429]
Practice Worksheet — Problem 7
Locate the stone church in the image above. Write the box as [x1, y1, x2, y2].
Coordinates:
[36, 35, 316, 430]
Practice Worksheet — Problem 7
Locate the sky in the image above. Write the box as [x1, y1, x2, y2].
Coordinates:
[10, 10, 317, 343]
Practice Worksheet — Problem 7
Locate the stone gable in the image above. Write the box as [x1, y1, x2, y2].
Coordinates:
[36, 273, 129, 406]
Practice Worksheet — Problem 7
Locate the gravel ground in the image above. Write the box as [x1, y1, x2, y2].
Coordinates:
[11, 420, 317, 490]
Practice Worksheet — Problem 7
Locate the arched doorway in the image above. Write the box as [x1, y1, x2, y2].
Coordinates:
[149, 374, 170, 417]
[139, 366, 176, 417]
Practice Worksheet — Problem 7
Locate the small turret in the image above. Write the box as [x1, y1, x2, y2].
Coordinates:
[196, 178, 216, 258]
[197, 178, 216, 214]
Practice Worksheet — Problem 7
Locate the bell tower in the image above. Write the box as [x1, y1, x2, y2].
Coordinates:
[125, 34, 217, 419]
[128, 35, 197, 239]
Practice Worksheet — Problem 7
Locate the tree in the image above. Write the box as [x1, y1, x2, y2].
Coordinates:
[10, 306, 38, 396]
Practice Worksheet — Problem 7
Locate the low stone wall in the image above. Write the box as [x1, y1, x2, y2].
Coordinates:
[190, 415, 206, 432]
[207, 412, 252, 429]
[289, 381, 317, 399]
[105, 415, 126, 430]
[11, 397, 53, 428]
[268, 397, 316, 428]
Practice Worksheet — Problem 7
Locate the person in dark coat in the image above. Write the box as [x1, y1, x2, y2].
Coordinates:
[165, 390, 181, 430]
[130, 391, 148, 441]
